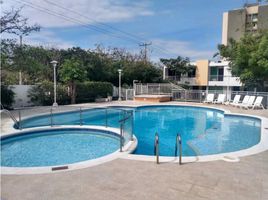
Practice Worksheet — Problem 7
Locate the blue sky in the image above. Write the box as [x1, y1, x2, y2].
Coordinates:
[2, 0, 259, 61]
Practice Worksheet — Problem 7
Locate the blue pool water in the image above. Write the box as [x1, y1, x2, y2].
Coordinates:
[1, 129, 120, 167]
[134, 106, 261, 156]
[2, 105, 261, 167]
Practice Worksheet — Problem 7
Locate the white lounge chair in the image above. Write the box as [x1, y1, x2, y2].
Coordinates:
[233, 95, 250, 107]
[229, 95, 241, 106]
[213, 94, 226, 104]
[240, 96, 256, 109]
[203, 94, 214, 103]
[252, 96, 265, 110]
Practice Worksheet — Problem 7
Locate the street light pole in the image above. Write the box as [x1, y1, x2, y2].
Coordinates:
[118, 69, 122, 101]
[133, 80, 138, 96]
[50, 60, 58, 107]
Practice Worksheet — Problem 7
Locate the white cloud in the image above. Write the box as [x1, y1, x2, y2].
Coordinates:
[150, 39, 215, 61]
[23, 30, 74, 49]
[2, 0, 154, 28]
[1, 30, 74, 49]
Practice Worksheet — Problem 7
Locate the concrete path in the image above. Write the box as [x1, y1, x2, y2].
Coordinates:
[2, 152, 268, 200]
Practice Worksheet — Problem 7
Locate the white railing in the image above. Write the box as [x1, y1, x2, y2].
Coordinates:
[172, 89, 268, 108]
[134, 83, 173, 95]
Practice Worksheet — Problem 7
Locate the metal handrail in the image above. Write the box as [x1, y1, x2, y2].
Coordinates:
[154, 132, 159, 164]
[1, 109, 19, 128]
[175, 134, 182, 165]
[119, 123, 124, 152]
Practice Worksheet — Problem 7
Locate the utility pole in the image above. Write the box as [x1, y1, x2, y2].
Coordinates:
[19, 35, 22, 85]
[139, 42, 152, 62]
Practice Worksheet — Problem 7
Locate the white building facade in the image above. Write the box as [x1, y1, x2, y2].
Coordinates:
[163, 60, 242, 101]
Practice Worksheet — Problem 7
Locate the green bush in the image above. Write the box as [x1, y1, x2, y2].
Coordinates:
[76, 81, 113, 103]
[28, 80, 71, 106]
[1, 85, 15, 109]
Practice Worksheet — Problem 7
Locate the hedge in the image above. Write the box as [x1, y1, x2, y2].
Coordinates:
[76, 81, 113, 103]
[28, 81, 71, 106]
[28, 81, 113, 105]
[1, 85, 15, 109]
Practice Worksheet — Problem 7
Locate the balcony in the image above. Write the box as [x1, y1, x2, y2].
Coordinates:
[165, 76, 196, 85]
[209, 75, 223, 81]
[208, 75, 241, 86]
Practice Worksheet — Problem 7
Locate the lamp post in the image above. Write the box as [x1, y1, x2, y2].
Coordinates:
[133, 80, 138, 96]
[50, 60, 58, 107]
[118, 69, 122, 101]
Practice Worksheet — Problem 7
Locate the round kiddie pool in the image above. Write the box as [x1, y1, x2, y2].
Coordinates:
[11, 105, 262, 157]
[1, 128, 121, 168]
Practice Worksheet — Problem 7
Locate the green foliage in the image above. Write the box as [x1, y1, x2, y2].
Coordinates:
[1, 41, 163, 86]
[59, 58, 87, 83]
[28, 81, 70, 106]
[59, 58, 87, 104]
[1, 85, 15, 109]
[76, 81, 113, 103]
[122, 61, 162, 84]
[160, 56, 195, 78]
[218, 32, 268, 90]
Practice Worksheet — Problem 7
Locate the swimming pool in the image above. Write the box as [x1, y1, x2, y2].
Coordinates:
[13, 105, 261, 158]
[1, 128, 120, 167]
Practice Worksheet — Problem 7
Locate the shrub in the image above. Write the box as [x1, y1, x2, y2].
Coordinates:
[76, 81, 113, 103]
[28, 80, 71, 106]
[1, 85, 15, 109]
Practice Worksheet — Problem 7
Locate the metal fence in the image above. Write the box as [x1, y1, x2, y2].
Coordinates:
[230, 91, 268, 108]
[1, 105, 134, 152]
[125, 89, 134, 100]
[172, 89, 268, 108]
[135, 83, 173, 95]
[172, 90, 206, 102]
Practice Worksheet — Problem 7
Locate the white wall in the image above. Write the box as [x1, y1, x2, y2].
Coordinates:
[9, 85, 35, 108]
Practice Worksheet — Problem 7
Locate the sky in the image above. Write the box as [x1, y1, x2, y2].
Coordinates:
[1, 0, 260, 62]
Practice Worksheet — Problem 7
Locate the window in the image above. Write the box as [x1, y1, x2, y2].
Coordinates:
[209, 67, 224, 81]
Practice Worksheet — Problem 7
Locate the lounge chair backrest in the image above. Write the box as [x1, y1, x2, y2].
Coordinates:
[233, 95, 241, 103]
[217, 94, 225, 102]
[254, 96, 263, 106]
[242, 95, 250, 104]
[247, 96, 256, 105]
[207, 94, 214, 101]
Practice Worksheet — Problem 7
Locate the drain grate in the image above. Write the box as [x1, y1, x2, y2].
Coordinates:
[51, 166, 68, 171]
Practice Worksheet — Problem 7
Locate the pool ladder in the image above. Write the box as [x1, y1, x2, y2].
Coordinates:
[175, 133, 182, 165]
[1, 108, 21, 129]
[154, 132, 159, 164]
[154, 133, 182, 165]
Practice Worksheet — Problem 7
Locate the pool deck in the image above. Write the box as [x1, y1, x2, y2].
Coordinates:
[1, 101, 268, 200]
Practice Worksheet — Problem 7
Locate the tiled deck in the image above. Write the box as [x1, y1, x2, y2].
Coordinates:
[1, 101, 268, 200]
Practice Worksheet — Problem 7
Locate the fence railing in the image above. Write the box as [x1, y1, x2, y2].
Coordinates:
[135, 83, 174, 95]
[172, 89, 268, 108]
[1, 105, 134, 152]
[172, 90, 206, 102]
[230, 91, 268, 108]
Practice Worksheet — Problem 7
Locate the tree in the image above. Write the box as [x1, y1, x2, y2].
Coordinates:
[0, 6, 40, 35]
[160, 56, 195, 79]
[217, 32, 268, 90]
[59, 58, 87, 104]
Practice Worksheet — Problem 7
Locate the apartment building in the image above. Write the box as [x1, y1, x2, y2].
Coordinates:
[222, 3, 268, 45]
[163, 60, 242, 99]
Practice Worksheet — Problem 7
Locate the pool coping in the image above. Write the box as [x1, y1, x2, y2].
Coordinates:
[1, 103, 268, 173]
[1, 125, 137, 175]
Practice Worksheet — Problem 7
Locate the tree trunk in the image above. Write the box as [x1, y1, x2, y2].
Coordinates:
[70, 82, 76, 104]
